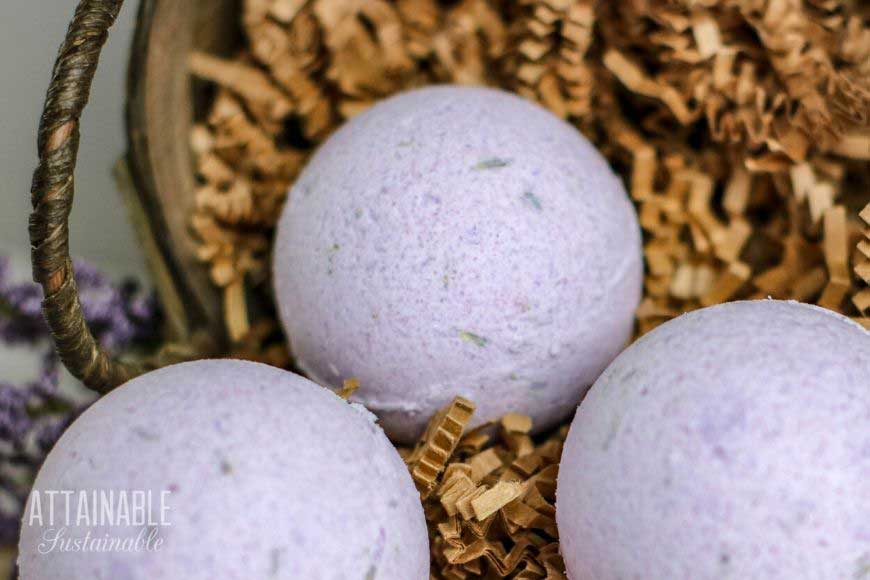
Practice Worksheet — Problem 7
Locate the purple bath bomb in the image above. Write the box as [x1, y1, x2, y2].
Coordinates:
[557, 300, 870, 580]
[18, 360, 428, 580]
[273, 85, 643, 442]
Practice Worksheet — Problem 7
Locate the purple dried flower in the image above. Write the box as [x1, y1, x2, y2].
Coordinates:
[0, 255, 161, 549]
[70, 259, 161, 351]
[3, 285, 42, 319]
[28, 352, 60, 399]
[0, 512, 21, 547]
[69, 258, 106, 288]
[128, 289, 158, 321]
[0, 277, 45, 347]
[34, 415, 77, 455]
[0, 258, 161, 351]
[0, 258, 49, 347]
[0, 384, 31, 444]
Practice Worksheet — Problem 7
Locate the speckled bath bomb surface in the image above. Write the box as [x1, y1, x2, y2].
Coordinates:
[557, 300, 870, 580]
[18, 360, 428, 580]
[274, 86, 643, 442]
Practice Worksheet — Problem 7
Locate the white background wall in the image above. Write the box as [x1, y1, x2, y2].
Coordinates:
[0, 0, 143, 275]
[1, 0, 146, 380]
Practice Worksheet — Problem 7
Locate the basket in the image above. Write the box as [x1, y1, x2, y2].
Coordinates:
[27, 0, 870, 577]
[31, 0, 870, 395]
[31, 0, 240, 393]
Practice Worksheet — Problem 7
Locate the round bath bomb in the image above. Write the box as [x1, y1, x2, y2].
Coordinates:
[557, 300, 870, 580]
[274, 85, 643, 442]
[18, 360, 428, 580]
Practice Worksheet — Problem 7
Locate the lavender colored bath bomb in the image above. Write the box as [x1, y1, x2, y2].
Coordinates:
[18, 360, 428, 580]
[273, 85, 643, 442]
[556, 300, 870, 580]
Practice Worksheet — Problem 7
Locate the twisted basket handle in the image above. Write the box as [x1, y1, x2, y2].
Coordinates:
[29, 0, 148, 392]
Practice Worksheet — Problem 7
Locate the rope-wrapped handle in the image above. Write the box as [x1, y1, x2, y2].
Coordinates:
[29, 0, 149, 392]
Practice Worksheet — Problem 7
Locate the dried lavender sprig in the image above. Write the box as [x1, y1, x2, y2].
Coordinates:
[0, 256, 161, 547]
[0, 258, 45, 347]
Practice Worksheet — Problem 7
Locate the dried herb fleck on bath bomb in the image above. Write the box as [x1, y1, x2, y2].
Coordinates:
[18, 360, 429, 579]
[557, 300, 870, 580]
[273, 86, 643, 443]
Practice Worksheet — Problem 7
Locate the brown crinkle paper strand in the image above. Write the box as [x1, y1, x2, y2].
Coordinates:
[403, 398, 569, 578]
[188, 0, 870, 577]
